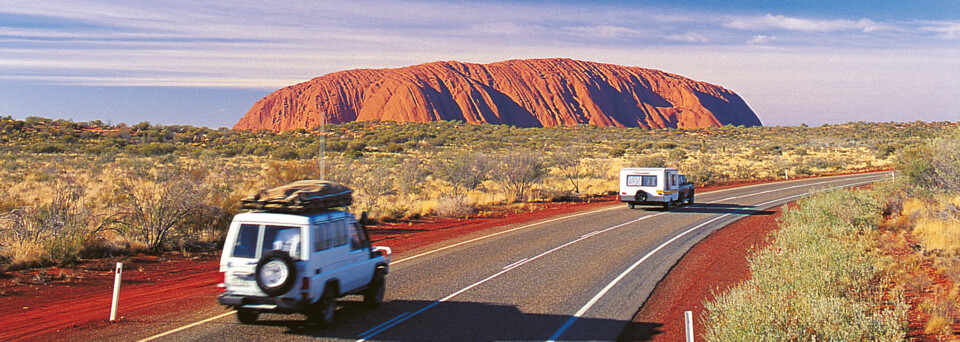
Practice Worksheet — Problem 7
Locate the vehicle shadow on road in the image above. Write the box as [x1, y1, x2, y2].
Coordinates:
[634, 203, 774, 216]
[247, 299, 633, 341]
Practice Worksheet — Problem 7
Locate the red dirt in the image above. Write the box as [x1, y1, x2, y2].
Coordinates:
[619, 204, 787, 341]
[0, 197, 619, 341]
[0, 172, 894, 341]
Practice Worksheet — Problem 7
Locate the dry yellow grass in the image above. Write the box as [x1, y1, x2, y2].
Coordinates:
[913, 218, 960, 253]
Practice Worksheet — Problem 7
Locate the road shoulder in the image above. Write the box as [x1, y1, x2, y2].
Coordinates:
[619, 203, 787, 341]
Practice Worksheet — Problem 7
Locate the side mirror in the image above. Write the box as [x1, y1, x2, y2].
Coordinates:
[360, 211, 369, 225]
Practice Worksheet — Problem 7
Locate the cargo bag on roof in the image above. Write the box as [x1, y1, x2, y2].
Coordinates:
[240, 180, 352, 213]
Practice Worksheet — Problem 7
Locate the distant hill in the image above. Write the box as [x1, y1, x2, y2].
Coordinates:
[234, 58, 762, 131]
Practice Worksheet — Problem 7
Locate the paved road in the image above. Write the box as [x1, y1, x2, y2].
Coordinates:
[134, 172, 892, 342]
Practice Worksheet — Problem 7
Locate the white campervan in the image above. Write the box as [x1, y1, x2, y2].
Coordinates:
[619, 167, 694, 210]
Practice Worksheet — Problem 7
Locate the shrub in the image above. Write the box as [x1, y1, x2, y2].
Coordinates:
[30, 142, 66, 154]
[127, 142, 176, 156]
[896, 133, 960, 193]
[112, 168, 216, 251]
[270, 146, 299, 160]
[703, 189, 907, 341]
[492, 151, 547, 202]
[608, 146, 626, 158]
[0, 180, 96, 268]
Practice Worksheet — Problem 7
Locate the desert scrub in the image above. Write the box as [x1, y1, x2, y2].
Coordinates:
[703, 188, 908, 341]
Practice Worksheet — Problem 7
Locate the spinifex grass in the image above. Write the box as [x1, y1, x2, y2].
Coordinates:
[703, 188, 908, 341]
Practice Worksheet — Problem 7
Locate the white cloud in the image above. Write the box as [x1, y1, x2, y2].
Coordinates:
[747, 35, 776, 44]
[726, 14, 881, 33]
[666, 32, 708, 43]
[567, 25, 643, 39]
[920, 21, 960, 39]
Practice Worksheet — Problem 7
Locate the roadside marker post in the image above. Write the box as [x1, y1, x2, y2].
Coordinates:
[110, 262, 122, 321]
[684, 310, 694, 342]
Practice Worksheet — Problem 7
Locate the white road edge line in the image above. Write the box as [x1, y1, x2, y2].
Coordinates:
[545, 177, 880, 341]
[503, 258, 530, 270]
[141, 172, 891, 341]
[136, 311, 235, 342]
[355, 175, 884, 340]
[392, 205, 623, 265]
[356, 212, 669, 341]
[392, 171, 889, 267]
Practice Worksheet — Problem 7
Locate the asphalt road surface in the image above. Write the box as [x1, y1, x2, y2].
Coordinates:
[134, 171, 893, 342]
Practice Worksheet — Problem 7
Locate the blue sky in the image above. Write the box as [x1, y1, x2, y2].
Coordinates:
[1, 1, 958, 128]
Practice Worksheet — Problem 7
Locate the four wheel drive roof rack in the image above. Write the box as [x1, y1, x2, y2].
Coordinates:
[240, 180, 353, 214]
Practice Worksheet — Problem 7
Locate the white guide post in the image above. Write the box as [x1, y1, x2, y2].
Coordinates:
[110, 262, 123, 321]
[684, 310, 694, 342]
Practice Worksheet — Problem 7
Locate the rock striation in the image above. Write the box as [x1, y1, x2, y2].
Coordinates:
[234, 58, 761, 131]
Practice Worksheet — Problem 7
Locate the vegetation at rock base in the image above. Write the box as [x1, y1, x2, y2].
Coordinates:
[0, 115, 955, 272]
[704, 130, 960, 340]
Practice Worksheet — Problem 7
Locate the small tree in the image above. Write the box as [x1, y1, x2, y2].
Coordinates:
[435, 152, 491, 198]
[493, 151, 547, 202]
[551, 148, 587, 194]
[113, 169, 213, 251]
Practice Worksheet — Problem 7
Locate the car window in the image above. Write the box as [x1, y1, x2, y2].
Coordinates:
[232, 224, 259, 259]
[671, 175, 677, 186]
[350, 222, 365, 250]
[313, 223, 331, 252]
[333, 220, 348, 247]
[263, 225, 302, 259]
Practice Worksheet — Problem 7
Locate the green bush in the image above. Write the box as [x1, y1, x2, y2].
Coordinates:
[895, 133, 960, 193]
[270, 146, 300, 160]
[30, 142, 66, 153]
[127, 143, 176, 156]
[703, 189, 907, 341]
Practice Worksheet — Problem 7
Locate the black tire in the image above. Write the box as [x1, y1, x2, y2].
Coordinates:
[663, 200, 672, 210]
[688, 193, 695, 205]
[678, 193, 686, 206]
[635, 191, 647, 202]
[237, 309, 259, 324]
[255, 250, 297, 297]
[363, 271, 386, 308]
[309, 285, 337, 327]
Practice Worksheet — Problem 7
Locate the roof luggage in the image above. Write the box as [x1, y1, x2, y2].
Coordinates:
[240, 180, 352, 213]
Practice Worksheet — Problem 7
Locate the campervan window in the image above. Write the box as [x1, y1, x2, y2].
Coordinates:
[626, 175, 657, 187]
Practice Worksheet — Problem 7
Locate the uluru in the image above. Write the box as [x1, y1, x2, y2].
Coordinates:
[234, 58, 762, 131]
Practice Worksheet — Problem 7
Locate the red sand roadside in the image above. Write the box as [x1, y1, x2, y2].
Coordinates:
[618, 205, 786, 341]
[0, 170, 892, 341]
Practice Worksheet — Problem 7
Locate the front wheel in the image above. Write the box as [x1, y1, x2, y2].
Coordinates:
[363, 273, 386, 308]
[236, 309, 259, 324]
[688, 193, 695, 205]
[663, 200, 672, 210]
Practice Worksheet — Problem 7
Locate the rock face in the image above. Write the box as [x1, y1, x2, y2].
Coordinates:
[235, 58, 761, 131]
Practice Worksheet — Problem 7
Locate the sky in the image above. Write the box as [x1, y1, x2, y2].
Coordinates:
[1, 1, 959, 128]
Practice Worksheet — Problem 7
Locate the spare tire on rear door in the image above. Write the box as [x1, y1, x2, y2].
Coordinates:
[256, 250, 298, 296]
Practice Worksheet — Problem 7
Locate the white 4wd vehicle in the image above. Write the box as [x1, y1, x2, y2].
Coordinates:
[217, 209, 391, 326]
